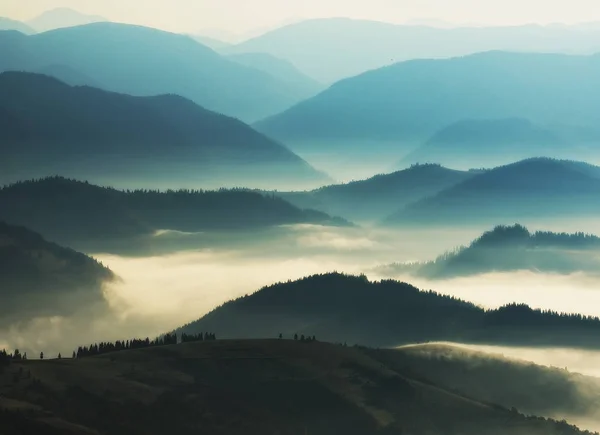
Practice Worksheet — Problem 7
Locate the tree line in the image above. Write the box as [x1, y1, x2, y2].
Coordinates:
[1, 331, 218, 365]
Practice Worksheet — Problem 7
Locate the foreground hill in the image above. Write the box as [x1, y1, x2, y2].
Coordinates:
[255, 52, 600, 159]
[0, 177, 347, 249]
[385, 159, 600, 226]
[0, 22, 316, 122]
[276, 164, 475, 222]
[400, 118, 566, 169]
[0, 222, 114, 327]
[0, 340, 594, 435]
[374, 343, 600, 430]
[376, 224, 600, 279]
[0, 72, 327, 189]
[181, 273, 600, 349]
[230, 18, 600, 83]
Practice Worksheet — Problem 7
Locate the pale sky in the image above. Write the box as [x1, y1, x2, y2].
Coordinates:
[3, 0, 600, 36]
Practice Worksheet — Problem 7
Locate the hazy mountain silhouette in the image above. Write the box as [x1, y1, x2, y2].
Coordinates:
[1, 340, 592, 435]
[0, 23, 318, 122]
[0, 221, 114, 326]
[181, 272, 600, 349]
[385, 159, 600, 226]
[276, 164, 475, 222]
[26, 8, 107, 32]
[227, 52, 323, 96]
[0, 72, 328, 189]
[400, 118, 567, 169]
[189, 34, 232, 51]
[377, 224, 600, 279]
[0, 177, 348, 249]
[230, 18, 600, 83]
[0, 17, 35, 34]
[255, 52, 600, 159]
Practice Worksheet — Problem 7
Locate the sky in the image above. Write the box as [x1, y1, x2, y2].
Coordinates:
[2, 0, 600, 38]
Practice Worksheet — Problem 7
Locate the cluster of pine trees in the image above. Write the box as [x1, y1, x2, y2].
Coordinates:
[0, 349, 27, 364]
[74, 333, 180, 358]
[181, 332, 216, 343]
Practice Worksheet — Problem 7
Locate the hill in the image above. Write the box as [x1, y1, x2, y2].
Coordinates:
[372, 343, 600, 430]
[0, 18, 35, 34]
[230, 18, 600, 83]
[376, 224, 600, 279]
[0, 177, 347, 249]
[255, 52, 600, 160]
[275, 164, 475, 222]
[0, 72, 327, 190]
[26, 8, 107, 32]
[0, 22, 318, 122]
[0, 339, 595, 435]
[385, 159, 600, 226]
[180, 273, 600, 349]
[227, 52, 323, 97]
[400, 118, 566, 169]
[0, 222, 114, 327]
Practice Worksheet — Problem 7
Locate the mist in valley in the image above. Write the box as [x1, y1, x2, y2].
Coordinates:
[5, 221, 600, 359]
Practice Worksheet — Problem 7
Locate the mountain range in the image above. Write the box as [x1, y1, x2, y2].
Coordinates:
[181, 272, 600, 349]
[0, 221, 114, 327]
[275, 164, 476, 223]
[255, 51, 600, 173]
[0, 72, 327, 190]
[229, 18, 600, 83]
[0, 177, 347, 250]
[0, 22, 317, 122]
[399, 118, 569, 169]
[385, 159, 600, 226]
[26, 8, 107, 32]
[376, 224, 600, 279]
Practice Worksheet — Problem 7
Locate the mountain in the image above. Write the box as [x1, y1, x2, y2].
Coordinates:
[0, 72, 328, 190]
[230, 18, 600, 83]
[276, 164, 476, 223]
[189, 34, 232, 51]
[373, 343, 600, 430]
[0, 23, 319, 122]
[26, 8, 107, 32]
[400, 118, 567, 169]
[227, 52, 323, 96]
[180, 272, 600, 349]
[0, 339, 593, 435]
[255, 52, 600, 164]
[376, 224, 600, 279]
[385, 159, 600, 226]
[0, 17, 35, 34]
[0, 221, 114, 327]
[0, 177, 347, 249]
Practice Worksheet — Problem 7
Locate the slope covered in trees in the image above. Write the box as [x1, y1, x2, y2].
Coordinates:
[400, 118, 567, 169]
[255, 52, 600, 157]
[0, 177, 348, 248]
[373, 343, 600, 430]
[181, 273, 600, 349]
[0, 221, 114, 326]
[0, 72, 328, 189]
[0, 339, 595, 435]
[385, 159, 600, 226]
[0, 22, 317, 122]
[377, 224, 600, 279]
[276, 164, 476, 222]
